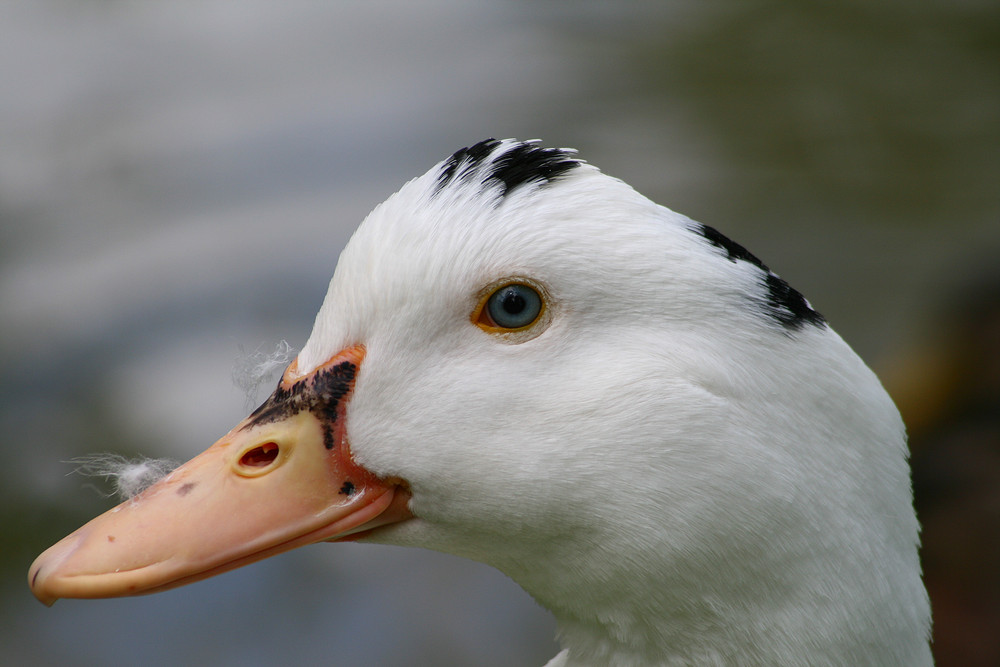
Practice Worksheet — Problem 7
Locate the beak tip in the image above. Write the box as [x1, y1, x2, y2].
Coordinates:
[28, 566, 57, 606]
[29, 530, 84, 606]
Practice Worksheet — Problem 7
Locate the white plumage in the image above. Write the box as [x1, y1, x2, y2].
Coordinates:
[31, 139, 931, 666]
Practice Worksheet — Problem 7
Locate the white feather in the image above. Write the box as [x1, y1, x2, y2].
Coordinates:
[232, 339, 296, 409]
[70, 454, 179, 501]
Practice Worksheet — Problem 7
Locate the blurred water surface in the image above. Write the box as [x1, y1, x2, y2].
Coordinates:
[2, 2, 997, 665]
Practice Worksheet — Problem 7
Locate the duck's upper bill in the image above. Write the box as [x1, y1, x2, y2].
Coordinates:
[29, 346, 412, 604]
[29, 139, 931, 666]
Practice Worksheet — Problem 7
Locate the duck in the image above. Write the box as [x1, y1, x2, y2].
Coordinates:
[29, 139, 932, 666]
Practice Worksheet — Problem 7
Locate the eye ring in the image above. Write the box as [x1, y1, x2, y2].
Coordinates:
[472, 278, 552, 342]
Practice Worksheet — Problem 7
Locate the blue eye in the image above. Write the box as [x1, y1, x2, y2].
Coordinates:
[485, 283, 543, 329]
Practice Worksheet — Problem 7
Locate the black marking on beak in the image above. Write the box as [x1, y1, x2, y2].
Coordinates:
[242, 361, 358, 451]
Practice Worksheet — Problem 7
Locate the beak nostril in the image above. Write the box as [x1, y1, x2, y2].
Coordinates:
[240, 442, 279, 468]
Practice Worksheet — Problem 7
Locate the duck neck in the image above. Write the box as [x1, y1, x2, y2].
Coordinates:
[498, 531, 930, 667]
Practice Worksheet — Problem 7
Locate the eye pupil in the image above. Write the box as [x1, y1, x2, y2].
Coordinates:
[485, 283, 542, 329]
[501, 291, 526, 314]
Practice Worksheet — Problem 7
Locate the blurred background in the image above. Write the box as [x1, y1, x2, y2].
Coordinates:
[1, 2, 997, 665]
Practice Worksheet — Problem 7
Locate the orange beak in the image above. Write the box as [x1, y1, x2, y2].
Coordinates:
[28, 345, 412, 605]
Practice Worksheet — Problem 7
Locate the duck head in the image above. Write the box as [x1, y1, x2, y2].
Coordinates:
[30, 140, 930, 665]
